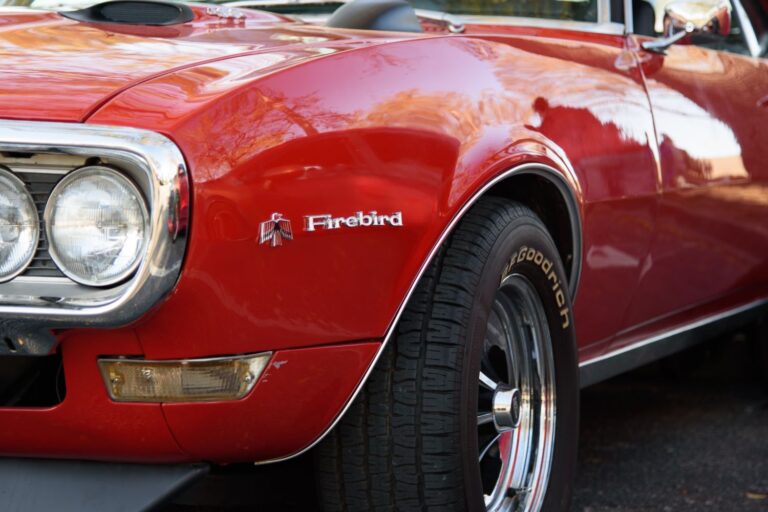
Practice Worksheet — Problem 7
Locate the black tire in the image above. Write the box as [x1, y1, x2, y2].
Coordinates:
[751, 315, 768, 386]
[315, 197, 579, 511]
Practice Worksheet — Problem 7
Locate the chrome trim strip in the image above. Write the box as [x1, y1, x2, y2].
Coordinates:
[6, 166, 69, 175]
[255, 162, 582, 464]
[0, 120, 189, 328]
[440, 15, 625, 35]
[731, 0, 761, 58]
[579, 298, 768, 387]
[623, 0, 633, 34]
[597, 0, 611, 25]
[12, 276, 72, 285]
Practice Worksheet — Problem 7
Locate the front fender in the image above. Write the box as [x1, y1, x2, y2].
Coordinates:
[85, 32, 657, 462]
[89, 36, 595, 359]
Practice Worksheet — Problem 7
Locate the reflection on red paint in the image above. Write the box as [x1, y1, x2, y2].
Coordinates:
[0, 5, 765, 463]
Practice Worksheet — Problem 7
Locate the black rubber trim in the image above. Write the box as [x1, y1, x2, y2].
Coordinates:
[60, 1, 195, 26]
[0, 458, 208, 511]
[579, 299, 768, 387]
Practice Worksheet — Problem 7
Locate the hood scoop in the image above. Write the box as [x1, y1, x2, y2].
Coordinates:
[60, 0, 194, 26]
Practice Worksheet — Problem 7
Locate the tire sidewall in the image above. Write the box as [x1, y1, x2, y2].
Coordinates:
[460, 213, 579, 512]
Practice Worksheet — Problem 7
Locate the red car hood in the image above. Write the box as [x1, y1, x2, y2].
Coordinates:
[0, 7, 405, 122]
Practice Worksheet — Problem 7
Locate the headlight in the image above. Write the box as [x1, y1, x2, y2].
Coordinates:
[45, 166, 149, 287]
[0, 167, 39, 282]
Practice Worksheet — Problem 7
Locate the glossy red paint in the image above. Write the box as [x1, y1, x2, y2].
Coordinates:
[0, 8, 399, 121]
[0, 5, 766, 464]
[89, 29, 661, 359]
[0, 331, 377, 462]
[163, 342, 379, 462]
[618, 40, 768, 346]
[0, 329, 184, 462]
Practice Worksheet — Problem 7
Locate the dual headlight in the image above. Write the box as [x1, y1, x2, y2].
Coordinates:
[0, 165, 149, 287]
[0, 171, 38, 282]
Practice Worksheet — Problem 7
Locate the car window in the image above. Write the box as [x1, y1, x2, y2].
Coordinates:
[409, 0, 599, 22]
[4, 0, 601, 22]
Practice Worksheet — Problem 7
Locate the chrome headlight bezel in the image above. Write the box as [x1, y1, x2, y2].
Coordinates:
[44, 165, 151, 287]
[0, 166, 39, 283]
[0, 120, 189, 334]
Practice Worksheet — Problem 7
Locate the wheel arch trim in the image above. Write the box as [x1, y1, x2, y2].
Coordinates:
[254, 162, 583, 465]
[486, 165, 583, 296]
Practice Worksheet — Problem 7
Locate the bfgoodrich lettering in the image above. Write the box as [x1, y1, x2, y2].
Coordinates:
[503, 246, 571, 329]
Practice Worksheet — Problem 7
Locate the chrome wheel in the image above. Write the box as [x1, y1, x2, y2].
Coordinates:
[478, 273, 556, 512]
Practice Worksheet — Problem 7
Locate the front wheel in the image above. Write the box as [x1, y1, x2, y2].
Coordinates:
[315, 197, 579, 511]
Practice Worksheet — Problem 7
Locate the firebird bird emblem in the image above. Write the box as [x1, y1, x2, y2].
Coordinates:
[259, 211, 403, 247]
[259, 213, 294, 247]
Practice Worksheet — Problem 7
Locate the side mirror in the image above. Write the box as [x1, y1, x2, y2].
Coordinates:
[641, 0, 732, 54]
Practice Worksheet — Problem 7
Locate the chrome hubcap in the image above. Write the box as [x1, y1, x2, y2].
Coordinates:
[477, 274, 556, 512]
[492, 385, 521, 431]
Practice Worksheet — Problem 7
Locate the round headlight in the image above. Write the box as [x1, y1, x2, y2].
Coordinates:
[45, 166, 149, 287]
[0, 168, 39, 282]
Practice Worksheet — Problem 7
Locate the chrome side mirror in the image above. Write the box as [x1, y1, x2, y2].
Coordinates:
[641, 0, 732, 53]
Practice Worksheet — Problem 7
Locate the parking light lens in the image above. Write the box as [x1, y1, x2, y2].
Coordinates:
[98, 353, 272, 403]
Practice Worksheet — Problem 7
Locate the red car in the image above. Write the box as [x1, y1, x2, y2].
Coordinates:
[0, 0, 765, 509]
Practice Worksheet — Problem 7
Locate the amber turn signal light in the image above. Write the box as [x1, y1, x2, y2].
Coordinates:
[98, 353, 271, 403]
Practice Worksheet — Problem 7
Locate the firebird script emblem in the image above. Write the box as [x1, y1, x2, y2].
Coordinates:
[259, 211, 403, 247]
[259, 213, 294, 247]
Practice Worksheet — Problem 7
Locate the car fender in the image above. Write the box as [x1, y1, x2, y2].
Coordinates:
[87, 33, 658, 462]
[89, 36, 593, 359]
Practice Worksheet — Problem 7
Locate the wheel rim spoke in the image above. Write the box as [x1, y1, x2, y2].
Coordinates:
[477, 273, 557, 512]
[494, 302, 518, 385]
[477, 412, 494, 426]
[478, 432, 501, 462]
[479, 371, 498, 391]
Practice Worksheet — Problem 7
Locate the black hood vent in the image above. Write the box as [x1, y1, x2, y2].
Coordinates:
[60, 1, 194, 26]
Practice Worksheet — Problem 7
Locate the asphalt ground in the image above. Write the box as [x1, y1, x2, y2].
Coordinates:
[573, 333, 768, 512]
[167, 332, 768, 512]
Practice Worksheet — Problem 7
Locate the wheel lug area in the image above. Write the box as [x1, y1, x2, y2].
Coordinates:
[492, 385, 521, 431]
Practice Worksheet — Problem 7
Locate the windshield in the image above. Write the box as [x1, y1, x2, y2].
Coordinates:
[412, 0, 596, 20]
[0, 0, 599, 23]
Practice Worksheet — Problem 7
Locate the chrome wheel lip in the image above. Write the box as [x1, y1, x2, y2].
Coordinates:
[478, 273, 557, 512]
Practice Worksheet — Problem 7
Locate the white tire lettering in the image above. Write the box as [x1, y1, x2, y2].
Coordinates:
[503, 246, 572, 330]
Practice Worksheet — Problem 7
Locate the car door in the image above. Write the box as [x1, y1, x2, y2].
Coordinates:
[463, 29, 662, 351]
[622, 0, 768, 329]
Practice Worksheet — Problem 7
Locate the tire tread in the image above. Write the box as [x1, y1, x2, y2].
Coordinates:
[316, 198, 547, 511]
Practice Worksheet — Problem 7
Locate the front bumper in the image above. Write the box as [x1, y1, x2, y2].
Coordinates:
[0, 329, 379, 463]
